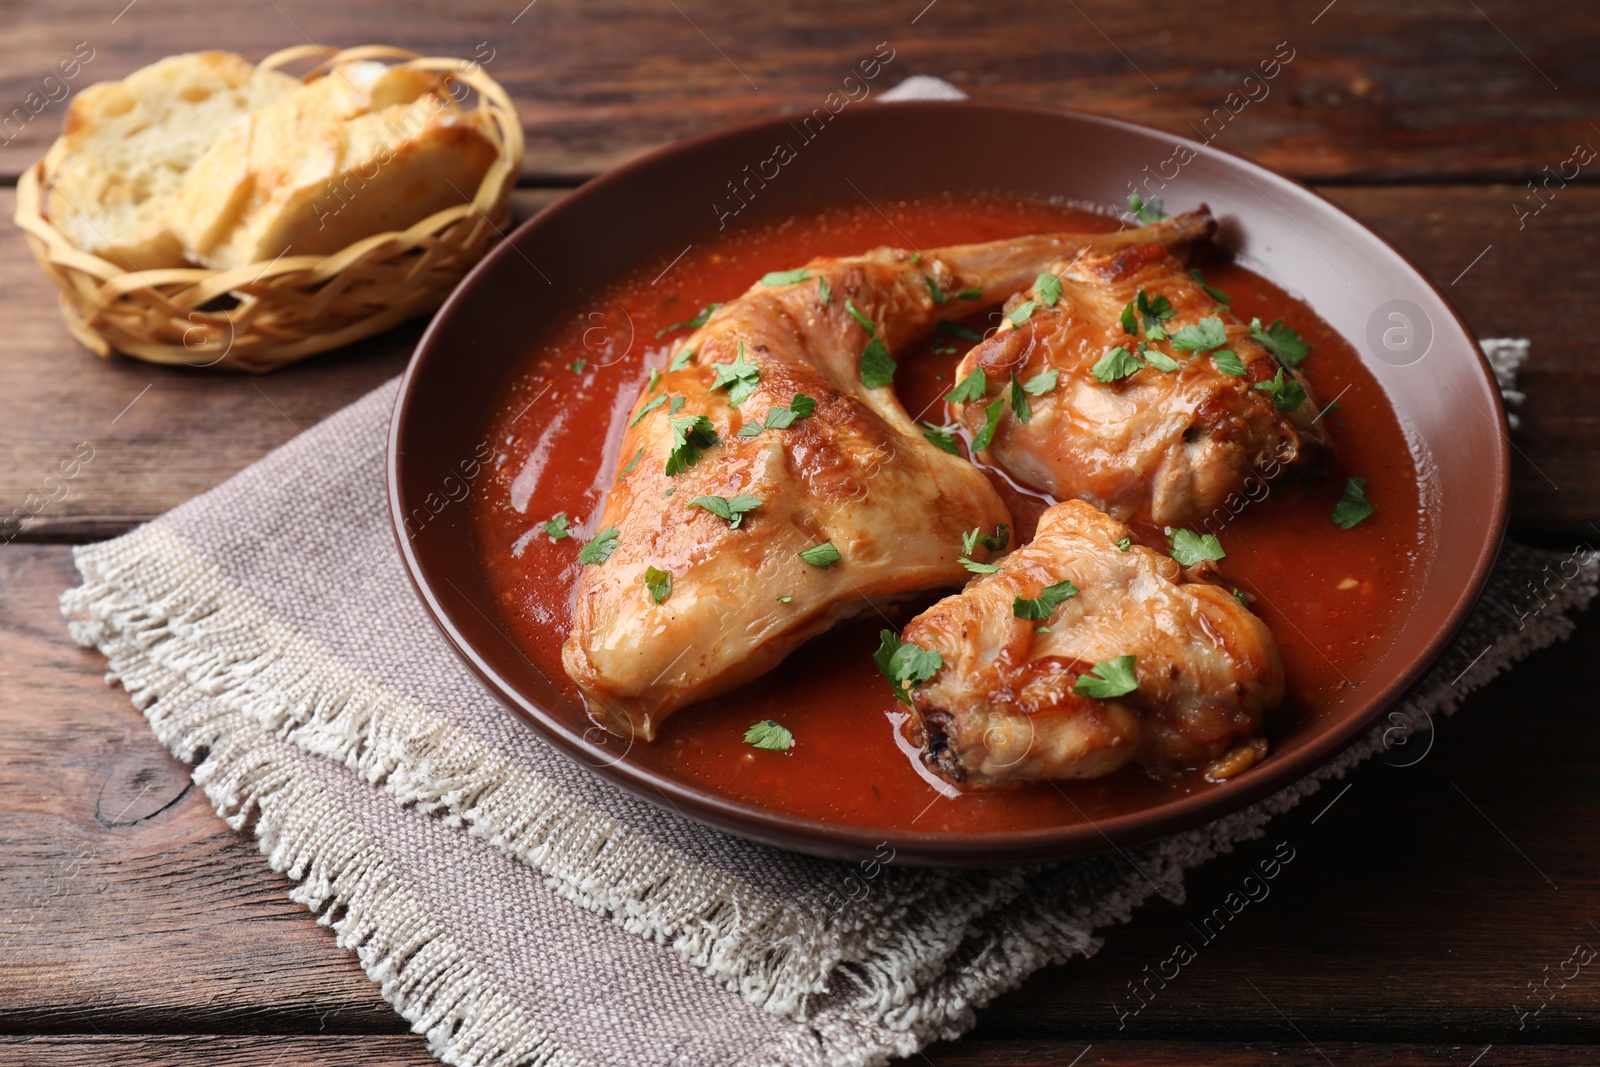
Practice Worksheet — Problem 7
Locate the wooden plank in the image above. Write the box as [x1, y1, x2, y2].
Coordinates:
[0, 0, 1594, 184]
[3, 543, 1599, 1043]
[4, 1036, 434, 1065]
[0, 185, 1595, 545]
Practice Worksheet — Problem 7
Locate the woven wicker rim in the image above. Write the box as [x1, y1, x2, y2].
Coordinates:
[12, 44, 524, 372]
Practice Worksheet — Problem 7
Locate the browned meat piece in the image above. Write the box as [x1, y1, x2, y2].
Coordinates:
[901, 500, 1283, 786]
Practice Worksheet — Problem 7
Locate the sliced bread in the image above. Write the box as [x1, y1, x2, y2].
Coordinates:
[46, 51, 300, 271]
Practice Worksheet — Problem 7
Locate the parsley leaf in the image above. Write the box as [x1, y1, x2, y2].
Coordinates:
[1012, 579, 1079, 620]
[744, 719, 793, 751]
[1120, 301, 1138, 335]
[1129, 192, 1166, 224]
[1331, 477, 1376, 529]
[542, 513, 571, 541]
[668, 347, 695, 372]
[1252, 367, 1307, 411]
[710, 344, 761, 407]
[629, 394, 667, 426]
[655, 304, 719, 338]
[860, 337, 897, 387]
[945, 368, 988, 404]
[619, 447, 644, 477]
[1092, 346, 1143, 383]
[647, 368, 662, 393]
[761, 393, 816, 430]
[818, 277, 831, 304]
[1034, 272, 1063, 307]
[923, 276, 950, 305]
[1136, 289, 1175, 328]
[1250, 317, 1311, 367]
[1170, 316, 1229, 353]
[577, 527, 620, 564]
[689, 493, 762, 529]
[1007, 300, 1038, 326]
[956, 286, 983, 300]
[665, 413, 718, 476]
[644, 565, 672, 604]
[1022, 368, 1059, 396]
[1169, 528, 1225, 566]
[960, 557, 1001, 574]
[777, 594, 793, 603]
[972, 397, 1005, 451]
[845, 299, 876, 333]
[1114, 537, 1132, 552]
[798, 541, 841, 568]
[1143, 349, 1182, 373]
[737, 423, 763, 438]
[761, 268, 811, 286]
[933, 319, 984, 355]
[569, 358, 587, 374]
[1211, 349, 1247, 376]
[1008, 376, 1032, 424]
[961, 525, 1010, 554]
[873, 630, 943, 704]
[1189, 268, 1233, 305]
[1073, 655, 1139, 698]
[920, 422, 962, 455]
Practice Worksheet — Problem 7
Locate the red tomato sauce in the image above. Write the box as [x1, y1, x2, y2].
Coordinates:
[470, 193, 1427, 833]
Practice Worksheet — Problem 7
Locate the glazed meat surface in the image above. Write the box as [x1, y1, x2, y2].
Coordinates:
[949, 210, 1332, 527]
[565, 226, 1186, 740]
[901, 500, 1284, 786]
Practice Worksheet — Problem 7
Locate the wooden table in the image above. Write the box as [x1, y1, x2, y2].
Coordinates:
[4, 3, 1598, 1064]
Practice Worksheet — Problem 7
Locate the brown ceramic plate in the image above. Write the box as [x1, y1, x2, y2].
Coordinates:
[388, 100, 1508, 866]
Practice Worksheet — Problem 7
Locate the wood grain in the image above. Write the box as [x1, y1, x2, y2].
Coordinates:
[0, 0, 1593, 184]
[3, 544, 1598, 1050]
[1, 186, 1595, 545]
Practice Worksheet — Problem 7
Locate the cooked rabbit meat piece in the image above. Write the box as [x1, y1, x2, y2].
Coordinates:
[949, 210, 1332, 527]
[901, 500, 1283, 786]
[566, 226, 1187, 740]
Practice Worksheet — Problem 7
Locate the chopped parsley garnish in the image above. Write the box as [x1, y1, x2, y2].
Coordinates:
[1120, 301, 1138, 335]
[933, 319, 983, 354]
[1022, 368, 1059, 396]
[619, 447, 644, 477]
[845, 299, 876, 333]
[761, 268, 811, 286]
[655, 304, 719, 338]
[1317, 399, 1342, 421]
[957, 286, 983, 300]
[668, 348, 695, 372]
[1008, 376, 1032, 424]
[668, 395, 686, 415]
[1211, 349, 1246, 376]
[818, 277, 831, 304]
[1189, 268, 1233, 305]
[776, 594, 793, 603]
[569, 358, 587, 374]
[1012, 578, 1079, 620]
[665, 413, 719, 475]
[1253, 367, 1307, 411]
[873, 629, 943, 704]
[972, 397, 1006, 451]
[798, 541, 841, 568]
[945, 368, 988, 404]
[630, 394, 667, 426]
[962, 524, 1010, 554]
[1169, 528, 1225, 566]
[542, 513, 571, 541]
[1114, 537, 1132, 552]
[860, 337, 897, 387]
[1136, 290, 1176, 338]
[646, 368, 663, 394]
[920, 422, 962, 455]
[1034, 272, 1063, 307]
[763, 393, 816, 430]
[1092, 345, 1143, 383]
[1170, 316, 1229, 353]
[1007, 300, 1038, 326]
[737, 423, 763, 438]
[689, 493, 762, 529]
[1331, 477, 1376, 529]
[710, 343, 761, 406]
[1073, 655, 1139, 698]
[1250, 317, 1311, 367]
[577, 526, 620, 564]
[744, 719, 793, 751]
[923, 275, 951, 305]
[960, 557, 1002, 573]
[644, 565, 672, 604]
[1231, 587, 1252, 606]
[1129, 192, 1166, 224]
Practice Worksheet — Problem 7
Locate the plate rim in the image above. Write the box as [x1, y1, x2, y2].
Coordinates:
[388, 98, 1511, 866]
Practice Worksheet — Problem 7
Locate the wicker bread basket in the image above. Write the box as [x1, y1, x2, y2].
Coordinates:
[12, 45, 523, 372]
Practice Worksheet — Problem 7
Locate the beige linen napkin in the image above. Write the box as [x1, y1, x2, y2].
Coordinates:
[60, 79, 1595, 1067]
